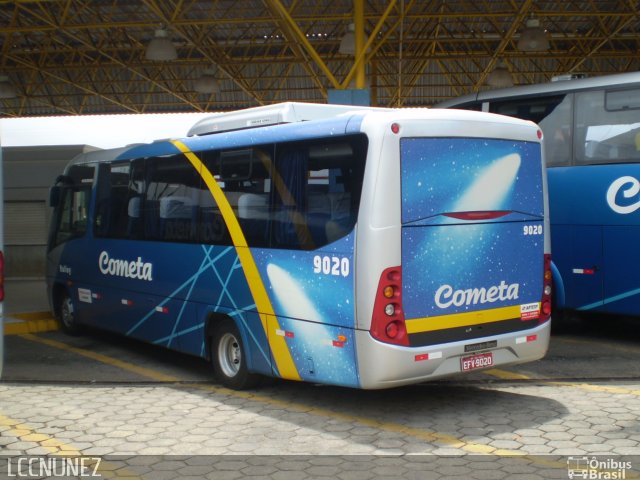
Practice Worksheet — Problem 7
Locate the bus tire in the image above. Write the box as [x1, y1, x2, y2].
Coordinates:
[58, 292, 81, 335]
[211, 319, 259, 390]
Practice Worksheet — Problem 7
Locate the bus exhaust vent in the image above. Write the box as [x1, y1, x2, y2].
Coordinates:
[187, 102, 372, 136]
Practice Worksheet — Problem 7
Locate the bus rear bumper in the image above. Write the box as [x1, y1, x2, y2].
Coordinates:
[355, 320, 550, 389]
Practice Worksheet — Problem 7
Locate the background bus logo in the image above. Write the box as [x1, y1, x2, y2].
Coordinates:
[606, 176, 640, 214]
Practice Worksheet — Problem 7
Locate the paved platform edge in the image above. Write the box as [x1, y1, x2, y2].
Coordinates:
[2, 312, 58, 335]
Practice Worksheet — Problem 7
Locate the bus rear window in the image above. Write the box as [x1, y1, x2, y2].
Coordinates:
[401, 137, 543, 224]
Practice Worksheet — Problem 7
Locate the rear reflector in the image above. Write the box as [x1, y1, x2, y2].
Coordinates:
[516, 334, 538, 344]
[539, 254, 552, 323]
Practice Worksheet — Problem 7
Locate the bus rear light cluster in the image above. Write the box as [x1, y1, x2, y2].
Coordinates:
[540, 253, 552, 323]
[370, 267, 409, 346]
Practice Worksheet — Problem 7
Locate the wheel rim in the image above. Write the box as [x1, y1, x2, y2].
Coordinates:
[218, 332, 241, 378]
[61, 297, 74, 328]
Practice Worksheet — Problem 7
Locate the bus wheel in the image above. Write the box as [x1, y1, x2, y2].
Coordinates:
[212, 320, 258, 390]
[59, 292, 81, 335]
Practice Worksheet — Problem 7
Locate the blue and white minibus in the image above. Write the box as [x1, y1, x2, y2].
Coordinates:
[46, 102, 551, 389]
[438, 72, 640, 319]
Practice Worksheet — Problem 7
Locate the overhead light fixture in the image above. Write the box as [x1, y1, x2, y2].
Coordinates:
[339, 23, 370, 55]
[145, 28, 177, 61]
[194, 69, 220, 95]
[517, 18, 550, 52]
[486, 60, 514, 88]
[0, 75, 17, 99]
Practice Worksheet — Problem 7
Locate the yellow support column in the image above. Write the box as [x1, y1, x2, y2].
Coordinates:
[354, 0, 366, 89]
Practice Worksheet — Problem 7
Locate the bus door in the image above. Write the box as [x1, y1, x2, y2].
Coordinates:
[48, 166, 95, 325]
[401, 137, 546, 346]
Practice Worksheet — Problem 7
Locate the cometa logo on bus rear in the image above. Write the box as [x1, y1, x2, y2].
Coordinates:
[98, 251, 153, 281]
[435, 280, 519, 309]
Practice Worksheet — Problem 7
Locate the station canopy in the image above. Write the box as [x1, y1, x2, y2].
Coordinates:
[0, 0, 638, 117]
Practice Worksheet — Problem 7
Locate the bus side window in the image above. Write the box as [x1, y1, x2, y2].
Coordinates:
[94, 162, 128, 238]
[203, 147, 272, 248]
[272, 136, 366, 250]
[51, 187, 90, 247]
[50, 164, 94, 249]
[145, 154, 202, 243]
[575, 88, 640, 164]
[490, 95, 572, 167]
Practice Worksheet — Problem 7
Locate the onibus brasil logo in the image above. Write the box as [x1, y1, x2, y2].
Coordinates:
[567, 457, 632, 479]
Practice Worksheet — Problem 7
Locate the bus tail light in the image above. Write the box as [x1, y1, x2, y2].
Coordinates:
[370, 267, 409, 346]
[539, 254, 552, 323]
[0, 250, 4, 302]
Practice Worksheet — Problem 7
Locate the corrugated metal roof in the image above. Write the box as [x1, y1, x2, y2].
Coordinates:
[0, 0, 638, 117]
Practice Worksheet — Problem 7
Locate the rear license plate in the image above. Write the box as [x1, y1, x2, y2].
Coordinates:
[461, 352, 493, 372]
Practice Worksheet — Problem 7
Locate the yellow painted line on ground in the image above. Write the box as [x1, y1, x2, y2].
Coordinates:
[0, 414, 142, 477]
[555, 335, 640, 355]
[3, 312, 58, 335]
[9, 311, 53, 322]
[22, 332, 640, 478]
[20, 333, 506, 455]
[0, 414, 81, 455]
[484, 368, 534, 381]
[189, 382, 499, 454]
[16, 332, 640, 474]
[487, 368, 640, 396]
[20, 333, 180, 383]
[547, 381, 640, 396]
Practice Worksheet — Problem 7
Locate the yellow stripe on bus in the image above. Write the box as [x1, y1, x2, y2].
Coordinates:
[405, 304, 527, 334]
[170, 140, 301, 381]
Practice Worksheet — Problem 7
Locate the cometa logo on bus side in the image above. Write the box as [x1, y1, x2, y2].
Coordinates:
[98, 251, 153, 281]
[606, 176, 640, 214]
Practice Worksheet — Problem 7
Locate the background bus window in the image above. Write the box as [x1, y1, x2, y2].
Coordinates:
[144, 155, 201, 243]
[489, 95, 572, 166]
[575, 88, 640, 164]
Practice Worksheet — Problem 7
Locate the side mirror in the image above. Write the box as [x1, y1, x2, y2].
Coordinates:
[49, 186, 61, 208]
